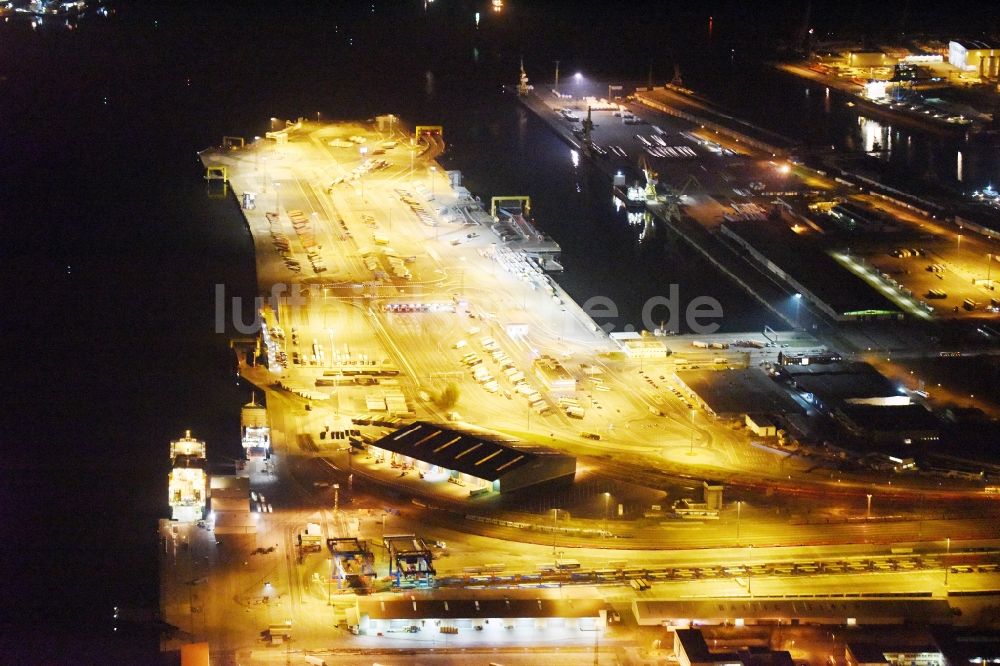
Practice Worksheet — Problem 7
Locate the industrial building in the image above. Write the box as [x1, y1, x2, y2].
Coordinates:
[610, 331, 671, 359]
[778, 362, 939, 446]
[930, 627, 1000, 666]
[675, 628, 794, 666]
[209, 475, 255, 535]
[720, 221, 901, 321]
[778, 362, 907, 412]
[949, 41, 1000, 79]
[348, 597, 606, 635]
[676, 368, 802, 421]
[532, 354, 576, 392]
[845, 51, 897, 69]
[846, 642, 943, 666]
[843, 627, 1000, 666]
[168, 430, 208, 522]
[745, 414, 778, 438]
[368, 422, 576, 495]
[835, 403, 941, 446]
[632, 598, 953, 627]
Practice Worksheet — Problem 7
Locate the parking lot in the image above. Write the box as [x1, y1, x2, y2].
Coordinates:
[847, 236, 999, 319]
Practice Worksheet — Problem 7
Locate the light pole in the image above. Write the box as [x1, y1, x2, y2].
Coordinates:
[359, 146, 368, 202]
[688, 408, 696, 455]
[333, 483, 340, 514]
[603, 492, 611, 537]
[793, 293, 802, 328]
[429, 166, 437, 200]
[551, 508, 559, 557]
[554, 60, 560, 91]
[327, 328, 335, 369]
[866, 493, 872, 520]
[987, 253, 995, 287]
[747, 544, 753, 597]
[736, 501, 742, 545]
[944, 536, 951, 587]
[327, 557, 333, 606]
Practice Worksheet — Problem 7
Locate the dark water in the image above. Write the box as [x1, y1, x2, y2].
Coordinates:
[684, 61, 1000, 192]
[0, 1, 995, 658]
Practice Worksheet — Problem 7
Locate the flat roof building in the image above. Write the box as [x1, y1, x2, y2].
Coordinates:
[676, 368, 802, 420]
[632, 598, 954, 627]
[610, 332, 671, 359]
[835, 403, 940, 446]
[949, 41, 999, 79]
[931, 627, 1000, 666]
[746, 414, 778, 437]
[532, 354, 576, 393]
[675, 628, 794, 666]
[209, 475, 255, 535]
[350, 597, 605, 635]
[846, 642, 943, 666]
[369, 422, 576, 495]
[778, 362, 907, 411]
[720, 221, 901, 321]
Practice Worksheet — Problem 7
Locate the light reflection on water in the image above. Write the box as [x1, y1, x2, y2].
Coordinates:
[859, 116, 891, 157]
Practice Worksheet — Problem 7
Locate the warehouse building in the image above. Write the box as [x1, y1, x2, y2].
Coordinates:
[778, 362, 907, 412]
[369, 422, 576, 495]
[209, 475, 255, 535]
[720, 221, 901, 321]
[675, 628, 794, 666]
[348, 597, 606, 636]
[532, 354, 576, 393]
[632, 598, 953, 627]
[676, 368, 801, 421]
[949, 41, 1000, 79]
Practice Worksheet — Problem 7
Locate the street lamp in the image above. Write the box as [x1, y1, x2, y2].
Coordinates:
[274, 182, 281, 215]
[987, 253, 996, 287]
[747, 544, 753, 597]
[793, 293, 802, 328]
[866, 493, 872, 520]
[326, 328, 335, 369]
[688, 408, 696, 455]
[944, 536, 951, 586]
[736, 501, 742, 544]
[603, 492, 611, 536]
[551, 508, 560, 557]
